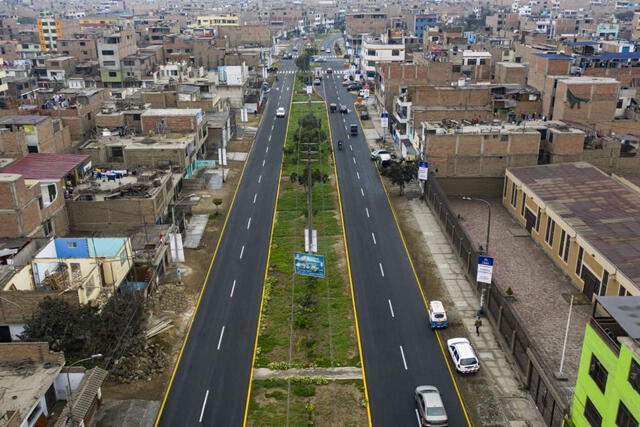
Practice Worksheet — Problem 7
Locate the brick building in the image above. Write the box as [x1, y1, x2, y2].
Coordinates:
[527, 53, 572, 93]
[216, 24, 271, 48]
[0, 153, 90, 238]
[0, 116, 72, 157]
[57, 36, 99, 62]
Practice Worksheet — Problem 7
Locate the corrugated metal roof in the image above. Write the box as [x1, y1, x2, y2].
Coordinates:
[1, 153, 90, 180]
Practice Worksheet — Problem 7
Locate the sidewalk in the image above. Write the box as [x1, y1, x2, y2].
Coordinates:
[360, 107, 545, 425]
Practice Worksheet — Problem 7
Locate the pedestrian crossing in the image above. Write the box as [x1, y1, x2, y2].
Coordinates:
[277, 69, 351, 76]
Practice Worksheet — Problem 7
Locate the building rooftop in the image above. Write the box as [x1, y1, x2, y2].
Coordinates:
[141, 108, 201, 117]
[1, 154, 90, 180]
[508, 162, 640, 288]
[533, 53, 573, 60]
[0, 115, 48, 126]
[595, 296, 640, 339]
[0, 343, 64, 424]
[72, 170, 177, 201]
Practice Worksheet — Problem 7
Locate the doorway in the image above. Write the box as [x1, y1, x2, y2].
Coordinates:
[524, 208, 536, 233]
[581, 267, 599, 300]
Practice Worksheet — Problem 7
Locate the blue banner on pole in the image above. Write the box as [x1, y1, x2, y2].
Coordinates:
[294, 253, 326, 278]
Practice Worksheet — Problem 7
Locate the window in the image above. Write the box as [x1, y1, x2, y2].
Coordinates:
[133, 114, 141, 121]
[61, 41, 68, 47]
[367, 60, 375, 67]
[576, 247, 584, 275]
[41, 183, 57, 207]
[119, 249, 127, 266]
[367, 49, 376, 56]
[584, 398, 602, 427]
[467, 58, 477, 65]
[599, 271, 609, 296]
[535, 207, 541, 232]
[479, 58, 486, 65]
[616, 401, 638, 427]
[42, 219, 53, 236]
[559, 230, 570, 262]
[108, 71, 117, 77]
[589, 354, 608, 393]
[67, 241, 77, 248]
[545, 217, 555, 246]
[619, 285, 629, 297]
[630, 359, 640, 394]
[617, 99, 624, 109]
[103, 60, 116, 66]
[80, 41, 86, 46]
[520, 192, 526, 216]
[510, 182, 517, 207]
[501, 134, 509, 142]
[109, 146, 124, 159]
[101, 49, 115, 55]
[391, 49, 400, 56]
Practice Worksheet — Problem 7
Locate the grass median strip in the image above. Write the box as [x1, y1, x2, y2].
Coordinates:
[247, 77, 365, 425]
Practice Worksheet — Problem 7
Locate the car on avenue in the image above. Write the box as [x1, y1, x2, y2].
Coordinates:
[339, 104, 348, 114]
[447, 337, 480, 374]
[370, 149, 396, 160]
[415, 385, 448, 426]
[276, 107, 286, 118]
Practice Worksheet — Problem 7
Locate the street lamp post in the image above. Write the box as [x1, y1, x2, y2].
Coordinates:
[66, 354, 103, 403]
[462, 196, 491, 255]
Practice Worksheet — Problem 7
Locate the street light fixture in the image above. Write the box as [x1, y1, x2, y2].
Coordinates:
[66, 353, 103, 403]
[461, 196, 491, 255]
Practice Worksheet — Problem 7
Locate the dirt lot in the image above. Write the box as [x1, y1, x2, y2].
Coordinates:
[101, 119, 260, 402]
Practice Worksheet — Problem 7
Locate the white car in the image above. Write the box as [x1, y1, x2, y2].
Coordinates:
[447, 338, 480, 374]
[325, 48, 331, 53]
[276, 107, 286, 118]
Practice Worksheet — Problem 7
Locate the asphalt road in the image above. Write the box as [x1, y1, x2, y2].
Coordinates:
[318, 39, 471, 426]
[156, 41, 300, 427]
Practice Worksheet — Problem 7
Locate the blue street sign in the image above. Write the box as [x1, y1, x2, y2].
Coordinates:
[476, 256, 494, 283]
[418, 161, 429, 181]
[294, 252, 326, 278]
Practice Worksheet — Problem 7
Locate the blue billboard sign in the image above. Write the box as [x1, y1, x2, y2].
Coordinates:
[294, 253, 326, 278]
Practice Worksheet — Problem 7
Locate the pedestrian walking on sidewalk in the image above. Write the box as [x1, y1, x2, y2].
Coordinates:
[474, 317, 482, 336]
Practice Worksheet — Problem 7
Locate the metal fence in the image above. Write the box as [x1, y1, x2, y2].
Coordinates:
[423, 172, 568, 427]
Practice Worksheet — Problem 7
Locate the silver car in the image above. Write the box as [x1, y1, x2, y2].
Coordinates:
[415, 385, 448, 426]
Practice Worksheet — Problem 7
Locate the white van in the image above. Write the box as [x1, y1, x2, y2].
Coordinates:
[428, 300, 447, 328]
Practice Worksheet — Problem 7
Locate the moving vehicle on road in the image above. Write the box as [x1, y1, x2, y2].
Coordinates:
[325, 48, 331, 54]
[447, 337, 480, 374]
[276, 107, 286, 118]
[326, 68, 333, 74]
[337, 140, 343, 150]
[343, 54, 350, 59]
[350, 124, 358, 136]
[330, 103, 337, 113]
[339, 104, 348, 114]
[346, 83, 362, 91]
[267, 66, 278, 72]
[415, 385, 449, 426]
[313, 78, 322, 85]
[428, 300, 448, 329]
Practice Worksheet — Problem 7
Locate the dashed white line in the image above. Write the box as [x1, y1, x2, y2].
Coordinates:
[240, 245, 245, 259]
[266, 146, 269, 153]
[217, 326, 225, 350]
[360, 187, 364, 197]
[371, 232, 377, 245]
[199, 390, 210, 423]
[415, 409, 422, 426]
[388, 299, 395, 318]
[349, 144, 353, 151]
[230, 280, 237, 297]
[379, 262, 385, 277]
[356, 171, 360, 180]
[262, 159, 266, 167]
[365, 207, 370, 218]
[247, 217, 252, 230]
[253, 193, 257, 204]
[400, 346, 408, 370]
[268, 135, 272, 142]
[352, 157, 356, 165]
[258, 175, 262, 183]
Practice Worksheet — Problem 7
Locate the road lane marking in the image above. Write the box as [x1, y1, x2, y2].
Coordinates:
[217, 326, 225, 350]
[379, 263, 384, 277]
[199, 390, 210, 423]
[268, 135, 272, 142]
[360, 187, 364, 197]
[240, 245, 245, 259]
[415, 409, 422, 426]
[400, 346, 408, 370]
[230, 280, 237, 297]
[350, 144, 353, 151]
[258, 175, 262, 183]
[371, 233, 377, 245]
[352, 157, 356, 165]
[253, 193, 257, 204]
[266, 146, 269, 153]
[356, 171, 360, 180]
[388, 299, 395, 318]
[247, 217, 252, 230]
[365, 207, 370, 218]
[262, 159, 266, 167]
